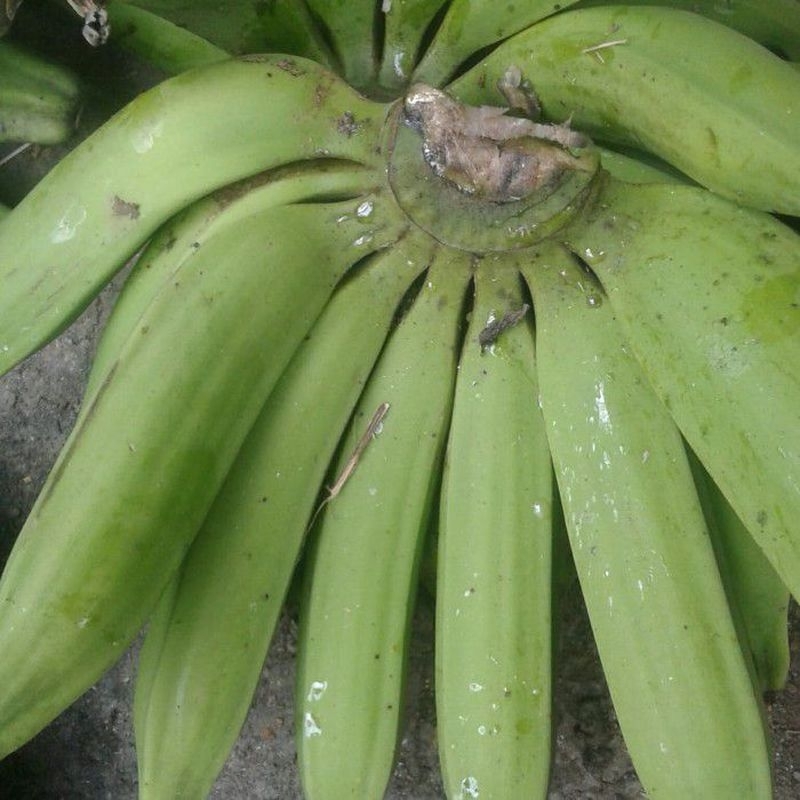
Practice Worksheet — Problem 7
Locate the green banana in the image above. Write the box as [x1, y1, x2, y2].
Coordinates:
[436, 259, 553, 799]
[304, 0, 377, 91]
[105, 1, 229, 74]
[113, 0, 334, 67]
[523, 244, 772, 798]
[688, 449, 791, 693]
[449, 5, 800, 214]
[295, 246, 470, 800]
[85, 162, 379, 397]
[563, 177, 800, 601]
[0, 39, 82, 144]
[597, 145, 686, 185]
[0, 184, 406, 759]
[574, 0, 800, 60]
[134, 231, 433, 800]
[0, 53, 387, 379]
[377, 0, 448, 93]
[413, 0, 580, 86]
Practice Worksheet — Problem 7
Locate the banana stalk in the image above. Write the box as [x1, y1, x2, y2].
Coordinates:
[296, 246, 470, 800]
[523, 243, 772, 798]
[436, 259, 553, 799]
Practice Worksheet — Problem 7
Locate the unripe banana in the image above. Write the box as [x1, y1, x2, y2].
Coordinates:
[0, 39, 82, 144]
[449, 5, 800, 214]
[413, 0, 580, 86]
[105, 1, 229, 74]
[0, 53, 388, 378]
[0, 185, 407, 759]
[523, 243, 772, 799]
[85, 162, 379, 396]
[597, 145, 685, 186]
[133, 231, 434, 800]
[108, 0, 334, 69]
[377, 0, 447, 93]
[296, 246, 470, 800]
[304, 0, 377, 91]
[574, 0, 800, 60]
[564, 177, 800, 602]
[688, 450, 790, 693]
[436, 259, 553, 799]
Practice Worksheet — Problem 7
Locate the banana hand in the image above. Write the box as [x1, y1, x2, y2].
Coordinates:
[0, 185, 406, 759]
[134, 230, 433, 800]
[565, 176, 800, 602]
[524, 243, 772, 798]
[0, 53, 388, 378]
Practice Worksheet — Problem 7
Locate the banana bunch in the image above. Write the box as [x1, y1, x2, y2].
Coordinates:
[0, 2, 799, 799]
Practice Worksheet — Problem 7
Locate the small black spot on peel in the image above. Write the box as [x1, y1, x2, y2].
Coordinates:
[112, 195, 140, 220]
[757, 510, 768, 527]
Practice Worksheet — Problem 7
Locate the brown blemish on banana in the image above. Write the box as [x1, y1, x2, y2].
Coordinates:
[337, 111, 361, 137]
[404, 82, 589, 203]
[275, 58, 305, 77]
[112, 195, 140, 220]
[479, 304, 530, 349]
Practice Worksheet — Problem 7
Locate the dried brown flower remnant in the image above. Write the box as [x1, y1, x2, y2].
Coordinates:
[404, 83, 589, 203]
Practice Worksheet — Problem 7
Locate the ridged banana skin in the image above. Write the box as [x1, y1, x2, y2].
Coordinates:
[296, 247, 470, 800]
[564, 177, 800, 602]
[436, 260, 552, 800]
[85, 163, 378, 397]
[377, 0, 448, 93]
[304, 0, 377, 91]
[413, 0, 580, 86]
[574, 0, 800, 60]
[523, 246, 772, 799]
[105, 2, 230, 74]
[133, 233, 434, 800]
[0, 53, 387, 378]
[0, 193, 407, 759]
[689, 451, 791, 693]
[449, 5, 800, 214]
[0, 39, 81, 144]
[597, 146, 685, 186]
